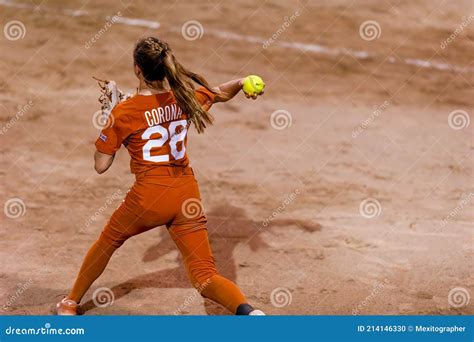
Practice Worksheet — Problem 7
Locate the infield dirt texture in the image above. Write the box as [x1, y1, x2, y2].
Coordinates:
[0, 0, 472, 315]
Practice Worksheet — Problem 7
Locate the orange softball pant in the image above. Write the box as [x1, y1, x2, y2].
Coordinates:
[68, 167, 247, 314]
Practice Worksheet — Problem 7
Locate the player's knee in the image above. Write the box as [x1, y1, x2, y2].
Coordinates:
[187, 259, 218, 290]
[99, 230, 128, 249]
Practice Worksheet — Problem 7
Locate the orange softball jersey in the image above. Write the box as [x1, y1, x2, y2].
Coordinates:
[95, 87, 215, 174]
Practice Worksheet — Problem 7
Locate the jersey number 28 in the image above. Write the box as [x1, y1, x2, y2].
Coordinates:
[141, 120, 187, 163]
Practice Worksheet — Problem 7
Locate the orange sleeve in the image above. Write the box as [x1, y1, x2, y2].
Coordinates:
[194, 87, 215, 111]
[95, 108, 132, 155]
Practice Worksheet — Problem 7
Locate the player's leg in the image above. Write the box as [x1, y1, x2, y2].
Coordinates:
[169, 225, 260, 314]
[57, 185, 159, 314]
[56, 235, 118, 315]
[169, 175, 263, 315]
[66, 206, 137, 304]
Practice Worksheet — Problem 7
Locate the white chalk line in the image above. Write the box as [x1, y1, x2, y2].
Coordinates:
[1, 0, 472, 74]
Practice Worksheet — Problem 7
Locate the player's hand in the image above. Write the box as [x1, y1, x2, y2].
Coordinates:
[244, 91, 264, 100]
[242, 75, 265, 100]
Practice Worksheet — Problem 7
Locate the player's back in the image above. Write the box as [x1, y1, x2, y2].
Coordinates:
[95, 87, 214, 175]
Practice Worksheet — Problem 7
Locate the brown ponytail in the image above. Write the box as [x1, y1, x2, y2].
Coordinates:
[134, 37, 215, 133]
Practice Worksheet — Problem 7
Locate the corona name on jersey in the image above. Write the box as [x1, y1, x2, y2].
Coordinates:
[144, 103, 183, 127]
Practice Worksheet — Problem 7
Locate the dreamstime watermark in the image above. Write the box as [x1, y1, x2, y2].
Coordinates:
[3, 20, 26, 41]
[359, 20, 381, 41]
[4, 323, 85, 336]
[1, 279, 33, 312]
[262, 10, 300, 48]
[85, 11, 122, 49]
[92, 287, 114, 308]
[181, 198, 204, 219]
[91, 110, 115, 130]
[441, 192, 473, 227]
[262, 189, 300, 227]
[352, 100, 390, 138]
[270, 109, 292, 130]
[352, 278, 389, 315]
[359, 198, 382, 218]
[181, 20, 204, 41]
[448, 109, 470, 130]
[448, 287, 470, 308]
[84, 189, 123, 228]
[4, 198, 26, 219]
[0, 100, 34, 136]
[440, 15, 474, 49]
[270, 287, 292, 308]
[174, 278, 211, 315]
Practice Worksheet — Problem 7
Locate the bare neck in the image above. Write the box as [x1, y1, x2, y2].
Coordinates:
[137, 78, 170, 95]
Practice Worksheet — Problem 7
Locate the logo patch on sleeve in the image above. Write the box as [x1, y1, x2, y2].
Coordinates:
[99, 133, 108, 142]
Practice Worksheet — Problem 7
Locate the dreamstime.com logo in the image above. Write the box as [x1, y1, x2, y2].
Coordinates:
[174, 278, 211, 315]
[0, 100, 34, 136]
[3, 198, 26, 219]
[440, 15, 474, 49]
[352, 279, 390, 315]
[448, 110, 470, 130]
[92, 110, 115, 130]
[4, 323, 85, 336]
[92, 287, 115, 308]
[352, 100, 390, 139]
[181, 20, 204, 41]
[359, 198, 382, 218]
[262, 10, 300, 48]
[441, 192, 473, 227]
[181, 198, 204, 219]
[84, 11, 123, 49]
[270, 287, 292, 308]
[84, 189, 123, 229]
[3, 20, 26, 41]
[262, 189, 300, 227]
[448, 287, 470, 308]
[270, 109, 292, 130]
[1, 279, 33, 312]
[359, 20, 381, 41]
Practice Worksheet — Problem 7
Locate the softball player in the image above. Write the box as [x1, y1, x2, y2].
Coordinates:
[56, 37, 264, 315]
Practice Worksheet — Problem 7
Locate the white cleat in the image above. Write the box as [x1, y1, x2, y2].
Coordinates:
[56, 297, 79, 316]
[249, 309, 266, 315]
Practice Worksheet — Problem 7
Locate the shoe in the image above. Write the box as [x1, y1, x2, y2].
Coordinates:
[249, 309, 266, 315]
[56, 297, 79, 316]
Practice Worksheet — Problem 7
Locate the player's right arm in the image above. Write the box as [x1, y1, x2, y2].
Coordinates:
[94, 106, 131, 174]
[94, 150, 114, 174]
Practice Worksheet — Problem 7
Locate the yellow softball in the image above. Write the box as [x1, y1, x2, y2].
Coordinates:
[242, 75, 265, 96]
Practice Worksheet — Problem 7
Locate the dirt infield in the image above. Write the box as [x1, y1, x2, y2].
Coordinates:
[0, 0, 472, 315]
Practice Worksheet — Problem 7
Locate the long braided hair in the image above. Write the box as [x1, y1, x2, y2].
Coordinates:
[133, 37, 215, 133]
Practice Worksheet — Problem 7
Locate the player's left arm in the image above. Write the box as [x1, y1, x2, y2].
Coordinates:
[94, 150, 114, 174]
[92, 78, 131, 174]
